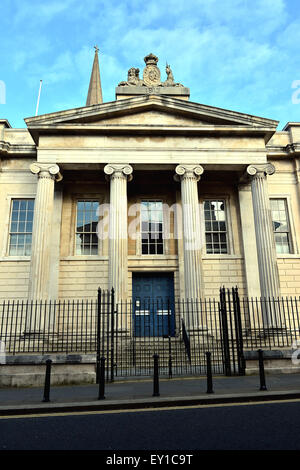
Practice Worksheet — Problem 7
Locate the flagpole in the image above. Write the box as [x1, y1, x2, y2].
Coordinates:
[35, 80, 43, 116]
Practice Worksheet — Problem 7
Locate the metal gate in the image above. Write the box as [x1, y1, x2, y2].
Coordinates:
[96, 287, 245, 381]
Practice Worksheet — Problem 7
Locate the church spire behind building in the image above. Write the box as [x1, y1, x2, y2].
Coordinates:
[86, 45, 103, 106]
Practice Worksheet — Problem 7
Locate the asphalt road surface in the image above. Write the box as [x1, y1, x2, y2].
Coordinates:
[1, 400, 300, 451]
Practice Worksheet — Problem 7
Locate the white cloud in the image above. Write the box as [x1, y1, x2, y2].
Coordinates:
[1, 0, 299, 128]
[13, 0, 78, 26]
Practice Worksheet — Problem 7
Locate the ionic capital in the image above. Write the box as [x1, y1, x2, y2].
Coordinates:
[174, 164, 204, 182]
[30, 163, 62, 182]
[246, 163, 275, 179]
[104, 164, 133, 181]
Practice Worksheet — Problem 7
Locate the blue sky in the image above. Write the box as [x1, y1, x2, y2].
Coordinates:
[1, 0, 300, 129]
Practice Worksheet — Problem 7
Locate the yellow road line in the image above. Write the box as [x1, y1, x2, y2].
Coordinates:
[110, 375, 230, 384]
[1, 397, 300, 420]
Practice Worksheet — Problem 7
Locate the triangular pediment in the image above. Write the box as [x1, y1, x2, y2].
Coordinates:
[25, 95, 279, 128]
[91, 109, 209, 126]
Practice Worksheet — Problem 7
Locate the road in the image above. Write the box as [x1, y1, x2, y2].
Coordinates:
[1, 400, 300, 451]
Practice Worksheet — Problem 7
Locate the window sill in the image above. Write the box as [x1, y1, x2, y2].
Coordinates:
[60, 256, 108, 261]
[202, 254, 242, 260]
[276, 254, 300, 259]
[129, 255, 178, 260]
[0, 256, 31, 261]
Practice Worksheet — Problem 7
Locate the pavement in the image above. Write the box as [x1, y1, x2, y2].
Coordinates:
[1, 372, 300, 416]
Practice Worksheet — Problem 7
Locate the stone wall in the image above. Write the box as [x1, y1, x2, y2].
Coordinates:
[58, 259, 109, 299]
[202, 257, 246, 298]
[0, 260, 30, 300]
[278, 257, 300, 296]
[0, 157, 36, 300]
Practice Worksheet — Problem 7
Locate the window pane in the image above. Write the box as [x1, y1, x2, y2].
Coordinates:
[27, 200, 34, 210]
[149, 244, 156, 254]
[11, 222, 18, 232]
[12, 200, 20, 210]
[91, 245, 98, 255]
[9, 245, 17, 256]
[219, 221, 226, 231]
[76, 200, 99, 255]
[12, 211, 19, 221]
[19, 210, 26, 221]
[204, 200, 228, 254]
[141, 200, 164, 255]
[9, 199, 34, 256]
[83, 245, 90, 255]
[212, 221, 219, 231]
[20, 200, 26, 210]
[25, 221, 33, 233]
[157, 244, 163, 254]
[271, 199, 291, 254]
[18, 222, 25, 233]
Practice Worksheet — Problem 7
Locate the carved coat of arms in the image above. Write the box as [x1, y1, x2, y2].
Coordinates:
[142, 53, 161, 86]
[117, 53, 184, 88]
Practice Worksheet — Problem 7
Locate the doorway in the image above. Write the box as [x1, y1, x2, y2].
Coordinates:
[132, 272, 175, 337]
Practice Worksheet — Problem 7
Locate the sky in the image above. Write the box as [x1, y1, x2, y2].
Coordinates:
[0, 0, 300, 129]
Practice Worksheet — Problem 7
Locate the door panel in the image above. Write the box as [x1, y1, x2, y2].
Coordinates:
[132, 273, 175, 337]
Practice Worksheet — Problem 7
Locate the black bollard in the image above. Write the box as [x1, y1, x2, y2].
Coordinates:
[98, 356, 106, 400]
[206, 352, 214, 394]
[258, 349, 267, 391]
[153, 354, 160, 397]
[42, 359, 52, 403]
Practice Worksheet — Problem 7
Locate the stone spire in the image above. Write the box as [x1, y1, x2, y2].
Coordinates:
[86, 45, 103, 106]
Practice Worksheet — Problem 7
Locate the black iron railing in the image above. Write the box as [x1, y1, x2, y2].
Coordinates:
[0, 288, 300, 379]
[240, 295, 300, 348]
[0, 299, 97, 354]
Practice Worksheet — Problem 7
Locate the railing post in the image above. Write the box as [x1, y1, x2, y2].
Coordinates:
[206, 352, 214, 394]
[42, 359, 52, 403]
[258, 349, 267, 391]
[168, 336, 172, 379]
[167, 299, 172, 379]
[98, 356, 106, 400]
[110, 287, 115, 383]
[232, 287, 246, 376]
[153, 354, 160, 397]
[96, 288, 101, 384]
[219, 287, 231, 376]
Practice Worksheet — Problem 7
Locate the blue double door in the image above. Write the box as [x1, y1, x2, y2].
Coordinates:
[132, 273, 175, 337]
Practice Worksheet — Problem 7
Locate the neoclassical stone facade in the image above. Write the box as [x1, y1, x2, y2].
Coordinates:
[0, 51, 300, 305]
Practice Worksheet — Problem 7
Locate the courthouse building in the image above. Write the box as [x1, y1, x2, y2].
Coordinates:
[0, 49, 300, 312]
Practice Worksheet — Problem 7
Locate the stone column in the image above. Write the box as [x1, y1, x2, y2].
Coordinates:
[175, 164, 204, 300]
[247, 163, 281, 326]
[104, 164, 133, 302]
[238, 183, 261, 299]
[28, 163, 62, 301]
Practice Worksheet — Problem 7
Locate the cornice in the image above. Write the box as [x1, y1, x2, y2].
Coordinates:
[26, 124, 277, 146]
[286, 143, 300, 155]
[266, 143, 300, 158]
[25, 95, 279, 129]
[0, 140, 36, 157]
